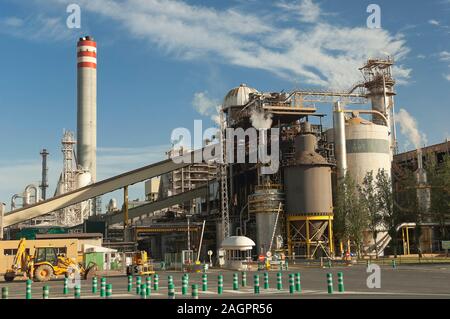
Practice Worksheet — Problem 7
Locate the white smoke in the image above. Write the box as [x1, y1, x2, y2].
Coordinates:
[192, 91, 221, 125]
[395, 108, 427, 149]
[250, 109, 273, 129]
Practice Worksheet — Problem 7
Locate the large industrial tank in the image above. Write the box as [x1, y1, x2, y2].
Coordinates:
[248, 185, 284, 255]
[283, 127, 334, 258]
[345, 117, 391, 185]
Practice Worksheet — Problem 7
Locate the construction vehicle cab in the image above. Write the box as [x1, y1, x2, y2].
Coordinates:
[4, 238, 98, 282]
[126, 251, 155, 276]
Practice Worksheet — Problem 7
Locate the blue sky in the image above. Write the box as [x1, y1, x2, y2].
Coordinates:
[0, 0, 449, 208]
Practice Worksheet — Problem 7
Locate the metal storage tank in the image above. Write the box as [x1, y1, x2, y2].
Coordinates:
[223, 83, 258, 124]
[283, 125, 334, 258]
[248, 185, 284, 255]
[345, 116, 391, 185]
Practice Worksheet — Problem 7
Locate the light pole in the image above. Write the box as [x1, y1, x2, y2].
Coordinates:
[186, 214, 192, 263]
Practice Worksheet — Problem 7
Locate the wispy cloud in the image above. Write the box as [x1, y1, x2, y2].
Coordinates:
[439, 51, 450, 61]
[276, 0, 321, 23]
[0, 14, 75, 42]
[40, 0, 410, 89]
[429, 19, 440, 26]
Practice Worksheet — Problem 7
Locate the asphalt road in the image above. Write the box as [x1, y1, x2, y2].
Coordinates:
[1, 264, 450, 299]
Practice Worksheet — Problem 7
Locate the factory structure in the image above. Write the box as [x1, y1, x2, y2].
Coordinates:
[1, 36, 449, 267]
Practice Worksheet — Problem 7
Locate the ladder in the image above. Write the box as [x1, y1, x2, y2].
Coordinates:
[219, 109, 230, 239]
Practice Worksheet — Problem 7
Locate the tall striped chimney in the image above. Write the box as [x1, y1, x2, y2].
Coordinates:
[77, 36, 97, 182]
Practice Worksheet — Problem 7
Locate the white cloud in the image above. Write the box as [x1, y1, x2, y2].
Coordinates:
[429, 19, 440, 26]
[276, 0, 321, 23]
[439, 51, 450, 61]
[0, 14, 74, 42]
[3, 17, 24, 27]
[416, 54, 426, 59]
[444, 73, 450, 81]
[42, 0, 410, 89]
[299, 0, 321, 23]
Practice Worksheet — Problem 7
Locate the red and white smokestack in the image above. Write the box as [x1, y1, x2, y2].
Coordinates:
[77, 36, 97, 183]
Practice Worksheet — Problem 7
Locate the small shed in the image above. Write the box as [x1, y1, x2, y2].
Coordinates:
[83, 244, 119, 271]
[220, 236, 255, 271]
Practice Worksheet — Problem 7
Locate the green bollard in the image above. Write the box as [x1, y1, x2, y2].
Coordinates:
[279, 261, 282, 271]
[100, 277, 106, 298]
[192, 284, 199, 299]
[337, 272, 345, 292]
[285, 260, 289, 270]
[182, 275, 188, 295]
[289, 274, 295, 294]
[327, 273, 333, 294]
[136, 276, 142, 295]
[218, 275, 223, 295]
[2, 287, 8, 299]
[241, 272, 247, 287]
[264, 272, 269, 289]
[153, 274, 159, 291]
[392, 259, 397, 269]
[254, 274, 260, 294]
[140, 283, 147, 299]
[146, 277, 151, 297]
[295, 273, 301, 292]
[168, 282, 175, 299]
[127, 275, 133, 292]
[43, 286, 49, 299]
[92, 277, 98, 294]
[233, 273, 239, 291]
[63, 277, 69, 295]
[26, 279, 32, 299]
[277, 272, 282, 290]
[74, 285, 81, 299]
[202, 273, 208, 292]
[106, 284, 112, 299]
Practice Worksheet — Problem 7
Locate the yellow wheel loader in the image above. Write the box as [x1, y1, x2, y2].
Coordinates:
[4, 238, 98, 282]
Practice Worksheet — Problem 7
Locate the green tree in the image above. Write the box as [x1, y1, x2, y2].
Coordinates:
[376, 169, 399, 256]
[334, 174, 367, 257]
[427, 154, 450, 241]
[359, 171, 383, 258]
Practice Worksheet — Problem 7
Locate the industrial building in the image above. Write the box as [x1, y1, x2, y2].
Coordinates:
[1, 35, 447, 270]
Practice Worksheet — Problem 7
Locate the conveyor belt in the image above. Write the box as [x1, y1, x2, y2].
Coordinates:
[97, 183, 211, 225]
[2, 145, 218, 227]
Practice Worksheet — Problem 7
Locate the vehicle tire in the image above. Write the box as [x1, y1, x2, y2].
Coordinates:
[4, 272, 15, 282]
[34, 264, 53, 282]
[84, 264, 98, 280]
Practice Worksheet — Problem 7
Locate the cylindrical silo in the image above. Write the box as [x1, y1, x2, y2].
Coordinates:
[77, 36, 97, 183]
[284, 126, 334, 258]
[345, 117, 391, 185]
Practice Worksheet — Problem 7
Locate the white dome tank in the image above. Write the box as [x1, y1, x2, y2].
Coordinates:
[345, 117, 391, 185]
[223, 83, 258, 110]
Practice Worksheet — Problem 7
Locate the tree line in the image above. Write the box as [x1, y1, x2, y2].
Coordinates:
[333, 154, 450, 258]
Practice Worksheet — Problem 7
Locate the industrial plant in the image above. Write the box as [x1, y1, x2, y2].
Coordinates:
[0, 35, 449, 279]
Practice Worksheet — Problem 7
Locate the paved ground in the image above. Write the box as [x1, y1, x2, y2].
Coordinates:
[1, 264, 450, 299]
